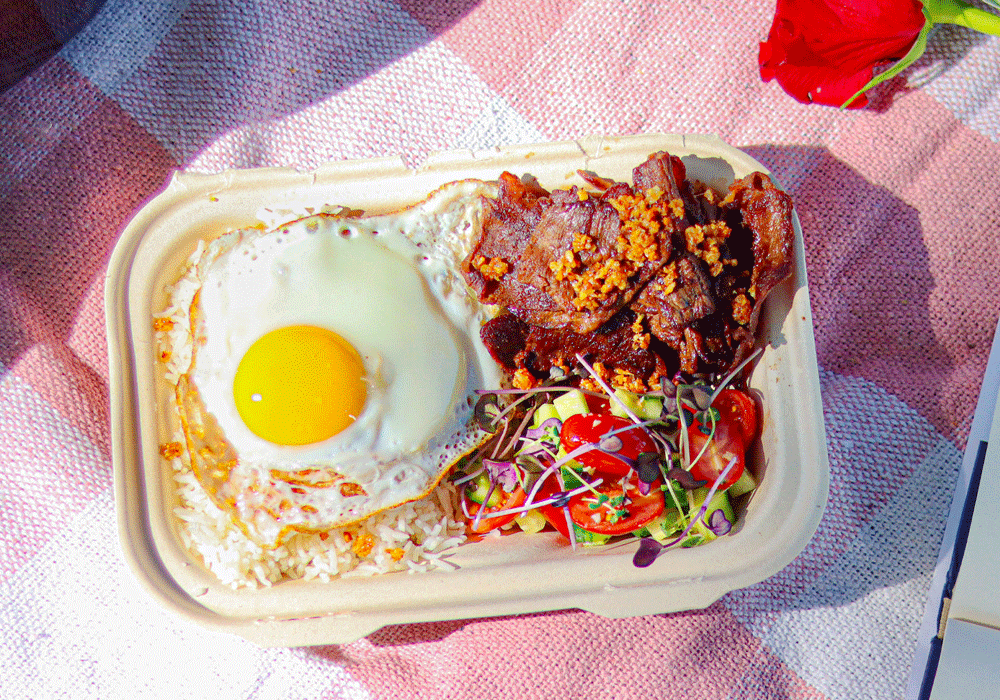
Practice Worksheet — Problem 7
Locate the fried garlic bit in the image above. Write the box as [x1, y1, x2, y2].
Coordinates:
[513, 368, 537, 390]
[631, 314, 651, 351]
[159, 441, 183, 460]
[685, 221, 736, 277]
[578, 356, 659, 394]
[153, 317, 175, 332]
[732, 293, 753, 326]
[551, 187, 678, 313]
[472, 254, 511, 281]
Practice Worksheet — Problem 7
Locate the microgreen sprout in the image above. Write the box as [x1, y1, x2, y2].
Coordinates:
[666, 466, 707, 490]
[635, 452, 661, 484]
[632, 454, 739, 567]
[473, 393, 502, 432]
[707, 508, 732, 536]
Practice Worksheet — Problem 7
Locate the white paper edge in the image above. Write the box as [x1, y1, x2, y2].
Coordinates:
[905, 313, 1000, 699]
[927, 619, 1000, 700]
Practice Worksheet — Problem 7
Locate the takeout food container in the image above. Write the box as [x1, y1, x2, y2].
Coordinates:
[106, 133, 829, 646]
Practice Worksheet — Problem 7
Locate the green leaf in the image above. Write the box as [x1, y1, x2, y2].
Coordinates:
[925, 0, 1000, 30]
[839, 6, 934, 109]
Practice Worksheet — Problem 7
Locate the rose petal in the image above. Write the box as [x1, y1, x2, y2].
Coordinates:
[758, 0, 926, 108]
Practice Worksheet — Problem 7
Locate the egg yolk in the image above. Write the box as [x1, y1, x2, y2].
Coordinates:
[233, 325, 367, 446]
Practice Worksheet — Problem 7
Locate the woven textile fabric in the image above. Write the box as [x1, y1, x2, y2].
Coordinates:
[3, 0, 1000, 698]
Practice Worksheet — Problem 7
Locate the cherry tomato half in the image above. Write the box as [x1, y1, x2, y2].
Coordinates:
[560, 413, 658, 477]
[464, 484, 527, 534]
[711, 388, 758, 447]
[534, 477, 572, 539]
[585, 393, 610, 415]
[567, 473, 665, 536]
[686, 417, 746, 491]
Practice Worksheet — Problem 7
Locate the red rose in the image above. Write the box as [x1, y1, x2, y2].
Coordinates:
[759, 0, 927, 108]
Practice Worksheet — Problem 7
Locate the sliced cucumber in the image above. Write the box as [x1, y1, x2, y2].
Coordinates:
[633, 508, 686, 543]
[572, 524, 612, 546]
[609, 388, 663, 421]
[515, 509, 547, 534]
[553, 389, 589, 420]
[532, 402, 561, 428]
[465, 471, 501, 507]
[640, 395, 664, 421]
[609, 389, 642, 418]
[728, 469, 758, 497]
[688, 487, 736, 544]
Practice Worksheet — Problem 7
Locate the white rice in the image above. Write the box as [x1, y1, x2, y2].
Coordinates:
[163, 445, 467, 589]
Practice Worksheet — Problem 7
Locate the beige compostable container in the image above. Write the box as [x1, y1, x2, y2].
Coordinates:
[106, 133, 830, 646]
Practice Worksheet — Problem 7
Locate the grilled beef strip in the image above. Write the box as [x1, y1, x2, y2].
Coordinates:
[479, 310, 671, 390]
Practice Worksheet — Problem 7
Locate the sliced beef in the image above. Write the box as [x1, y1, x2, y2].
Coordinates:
[479, 312, 530, 371]
[480, 310, 670, 388]
[461, 171, 555, 309]
[510, 188, 627, 332]
[632, 151, 687, 202]
[719, 172, 796, 367]
[632, 255, 716, 348]
[512, 187, 672, 333]
[464, 173, 676, 335]
[722, 172, 795, 309]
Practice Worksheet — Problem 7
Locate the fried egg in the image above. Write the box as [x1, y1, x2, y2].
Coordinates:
[157, 180, 501, 546]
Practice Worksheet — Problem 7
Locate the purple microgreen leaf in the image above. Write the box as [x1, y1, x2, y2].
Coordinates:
[707, 508, 732, 536]
[473, 393, 502, 432]
[666, 466, 708, 490]
[599, 434, 624, 452]
[636, 452, 661, 484]
[525, 416, 563, 441]
[660, 376, 677, 398]
[633, 537, 664, 567]
[516, 454, 547, 474]
[484, 459, 519, 492]
[691, 387, 713, 410]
